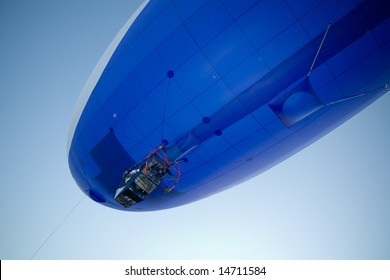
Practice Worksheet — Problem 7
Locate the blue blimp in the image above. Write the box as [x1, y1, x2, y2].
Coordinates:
[68, 0, 390, 211]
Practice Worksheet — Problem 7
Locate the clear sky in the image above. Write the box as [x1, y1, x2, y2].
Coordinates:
[0, 0, 389, 260]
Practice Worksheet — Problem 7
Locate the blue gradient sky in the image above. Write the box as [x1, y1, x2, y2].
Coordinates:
[0, 0, 389, 260]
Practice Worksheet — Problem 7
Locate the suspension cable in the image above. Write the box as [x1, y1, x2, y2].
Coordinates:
[308, 21, 332, 76]
[30, 195, 85, 259]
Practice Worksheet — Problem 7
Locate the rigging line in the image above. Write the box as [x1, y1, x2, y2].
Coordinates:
[308, 20, 332, 76]
[30, 195, 85, 259]
[161, 78, 171, 141]
[326, 93, 366, 105]
[326, 83, 390, 105]
[308, 0, 342, 77]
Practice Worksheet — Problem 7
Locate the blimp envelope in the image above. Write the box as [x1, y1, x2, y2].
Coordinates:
[68, 0, 390, 211]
